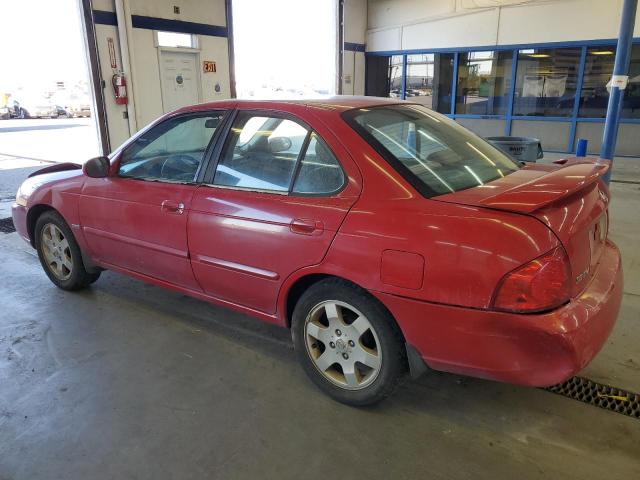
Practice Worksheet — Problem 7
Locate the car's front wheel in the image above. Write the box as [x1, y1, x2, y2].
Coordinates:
[35, 211, 101, 290]
[292, 279, 405, 406]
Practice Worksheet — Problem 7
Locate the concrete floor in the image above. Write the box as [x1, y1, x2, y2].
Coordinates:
[0, 156, 639, 478]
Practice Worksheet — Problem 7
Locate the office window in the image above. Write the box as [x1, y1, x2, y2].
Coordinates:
[623, 45, 640, 119]
[405, 53, 454, 113]
[581, 44, 640, 119]
[388, 55, 403, 98]
[579, 47, 617, 118]
[455, 51, 512, 115]
[434, 53, 454, 113]
[513, 47, 581, 117]
[405, 54, 435, 107]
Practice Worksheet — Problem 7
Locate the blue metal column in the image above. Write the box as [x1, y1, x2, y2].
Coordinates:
[601, 0, 638, 183]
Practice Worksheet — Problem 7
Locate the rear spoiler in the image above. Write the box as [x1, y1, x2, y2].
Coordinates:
[433, 158, 610, 215]
[28, 162, 81, 178]
[477, 159, 610, 214]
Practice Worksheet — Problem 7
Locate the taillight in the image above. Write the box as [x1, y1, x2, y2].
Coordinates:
[492, 246, 572, 313]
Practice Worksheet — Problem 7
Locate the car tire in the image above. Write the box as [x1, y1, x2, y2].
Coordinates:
[35, 210, 101, 290]
[292, 278, 406, 406]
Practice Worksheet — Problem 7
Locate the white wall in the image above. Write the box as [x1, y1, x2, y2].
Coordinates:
[92, 0, 231, 150]
[343, 0, 367, 95]
[367, 0, 640, 52]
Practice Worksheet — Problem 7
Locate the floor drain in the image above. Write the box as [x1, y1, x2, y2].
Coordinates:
[545, 376, 640, 420]
[0, 217, 16, 234]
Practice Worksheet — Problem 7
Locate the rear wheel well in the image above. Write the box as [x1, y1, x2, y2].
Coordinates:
[285, 274, 406, 341]
[285, 274, 333, 328]
[27, 204, 56, 247]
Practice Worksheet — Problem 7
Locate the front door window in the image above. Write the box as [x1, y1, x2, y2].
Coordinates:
[119, 112, 225, 183]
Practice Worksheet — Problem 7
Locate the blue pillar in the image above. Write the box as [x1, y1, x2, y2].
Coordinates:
[600, 0, 638, 183]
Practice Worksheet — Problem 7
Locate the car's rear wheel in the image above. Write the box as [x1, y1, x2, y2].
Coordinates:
[35, 211, 100, 290]
[292, 278, 405, 406]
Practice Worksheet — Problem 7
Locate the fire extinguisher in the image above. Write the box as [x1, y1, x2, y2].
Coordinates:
[112, 73, 128, 105]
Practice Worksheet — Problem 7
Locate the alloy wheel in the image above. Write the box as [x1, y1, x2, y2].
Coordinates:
[304, 300, 382, 390]
[41, 223, 73, 281]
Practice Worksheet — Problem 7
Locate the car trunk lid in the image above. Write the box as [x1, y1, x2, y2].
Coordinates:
[434, 159, 610, 296]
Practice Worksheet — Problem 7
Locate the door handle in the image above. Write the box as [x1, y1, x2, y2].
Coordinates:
[161, 200, 185, 214]
[290, 218, 324, 235]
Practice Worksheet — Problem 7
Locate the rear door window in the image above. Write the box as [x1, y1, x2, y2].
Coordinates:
[292, 133, 345, 194]
[213, 113, 309, 192]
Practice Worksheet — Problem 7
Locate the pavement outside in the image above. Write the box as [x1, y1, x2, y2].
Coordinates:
[0, 121, 639, 479]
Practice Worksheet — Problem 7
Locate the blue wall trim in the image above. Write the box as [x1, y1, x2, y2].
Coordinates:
[344, 42, 365, 52]
[93, 10, 117, 26]
[91, 10, 228, 37]
[131, 15, 227, 37]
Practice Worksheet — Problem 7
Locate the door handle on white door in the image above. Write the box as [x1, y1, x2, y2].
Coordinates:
[161, 200, 185, 214]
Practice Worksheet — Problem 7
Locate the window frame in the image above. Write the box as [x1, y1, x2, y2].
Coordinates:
[202, 109, 347, 197]
[116, 109, 231, 185]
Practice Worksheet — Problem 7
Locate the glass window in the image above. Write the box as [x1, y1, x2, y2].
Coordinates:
[435, 53, 454, 114]
[623, 45, 640, 119]
[388, 55, 403, 98]
[157, 31, 196, 48]
[456, 51, 512, 115]
[579, 47, 615, 118]
[405, 54, 435, 107]
[292, 133, 345, 194]
[513, 47, 581, 117]
[119, 112, 225, 182]
[345, 104, 520, 197]
[213, 113, 308, 192]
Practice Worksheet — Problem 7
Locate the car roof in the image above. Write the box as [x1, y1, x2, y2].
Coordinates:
[177, 96, 404, 114]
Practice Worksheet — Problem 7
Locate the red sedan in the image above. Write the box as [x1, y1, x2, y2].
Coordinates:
[12, 97, 623, 405]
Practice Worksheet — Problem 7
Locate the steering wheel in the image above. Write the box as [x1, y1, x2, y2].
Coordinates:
[160, 154, 200, 180]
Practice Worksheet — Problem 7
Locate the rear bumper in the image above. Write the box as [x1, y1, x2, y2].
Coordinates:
[11, 203, 30, 243]
[375, 240, 623, 387]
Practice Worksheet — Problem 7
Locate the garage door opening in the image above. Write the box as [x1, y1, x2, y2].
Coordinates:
[0, 0, 101, 168]
[232, 0, 338, 99]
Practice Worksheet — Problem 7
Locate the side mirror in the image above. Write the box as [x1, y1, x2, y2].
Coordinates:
[268, 136, 292, 153]
[83, 156, 110, 178]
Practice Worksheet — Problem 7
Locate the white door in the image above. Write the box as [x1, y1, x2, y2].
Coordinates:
[159, 50, 200, 113]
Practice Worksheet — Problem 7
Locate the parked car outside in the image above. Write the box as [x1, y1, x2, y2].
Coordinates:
[13, 98, 57, 118]
[69, 103, 91, 117]
[54, 105, 72, 118]
[12, 97, 623, 405]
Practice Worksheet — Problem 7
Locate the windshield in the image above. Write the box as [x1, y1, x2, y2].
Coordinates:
[344, 104, 520, 196]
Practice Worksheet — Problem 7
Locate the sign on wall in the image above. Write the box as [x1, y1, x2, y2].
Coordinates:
[107, 37, 117, 69]
[203, 61, 216, 73]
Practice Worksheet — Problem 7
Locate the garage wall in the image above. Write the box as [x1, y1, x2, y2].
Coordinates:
[343, 0, 367, 95]
[91, 0, 232, 151]
[367, 0, 640, 51]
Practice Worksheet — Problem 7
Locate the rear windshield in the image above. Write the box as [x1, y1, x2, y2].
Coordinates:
[343, 104, 520, 196]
